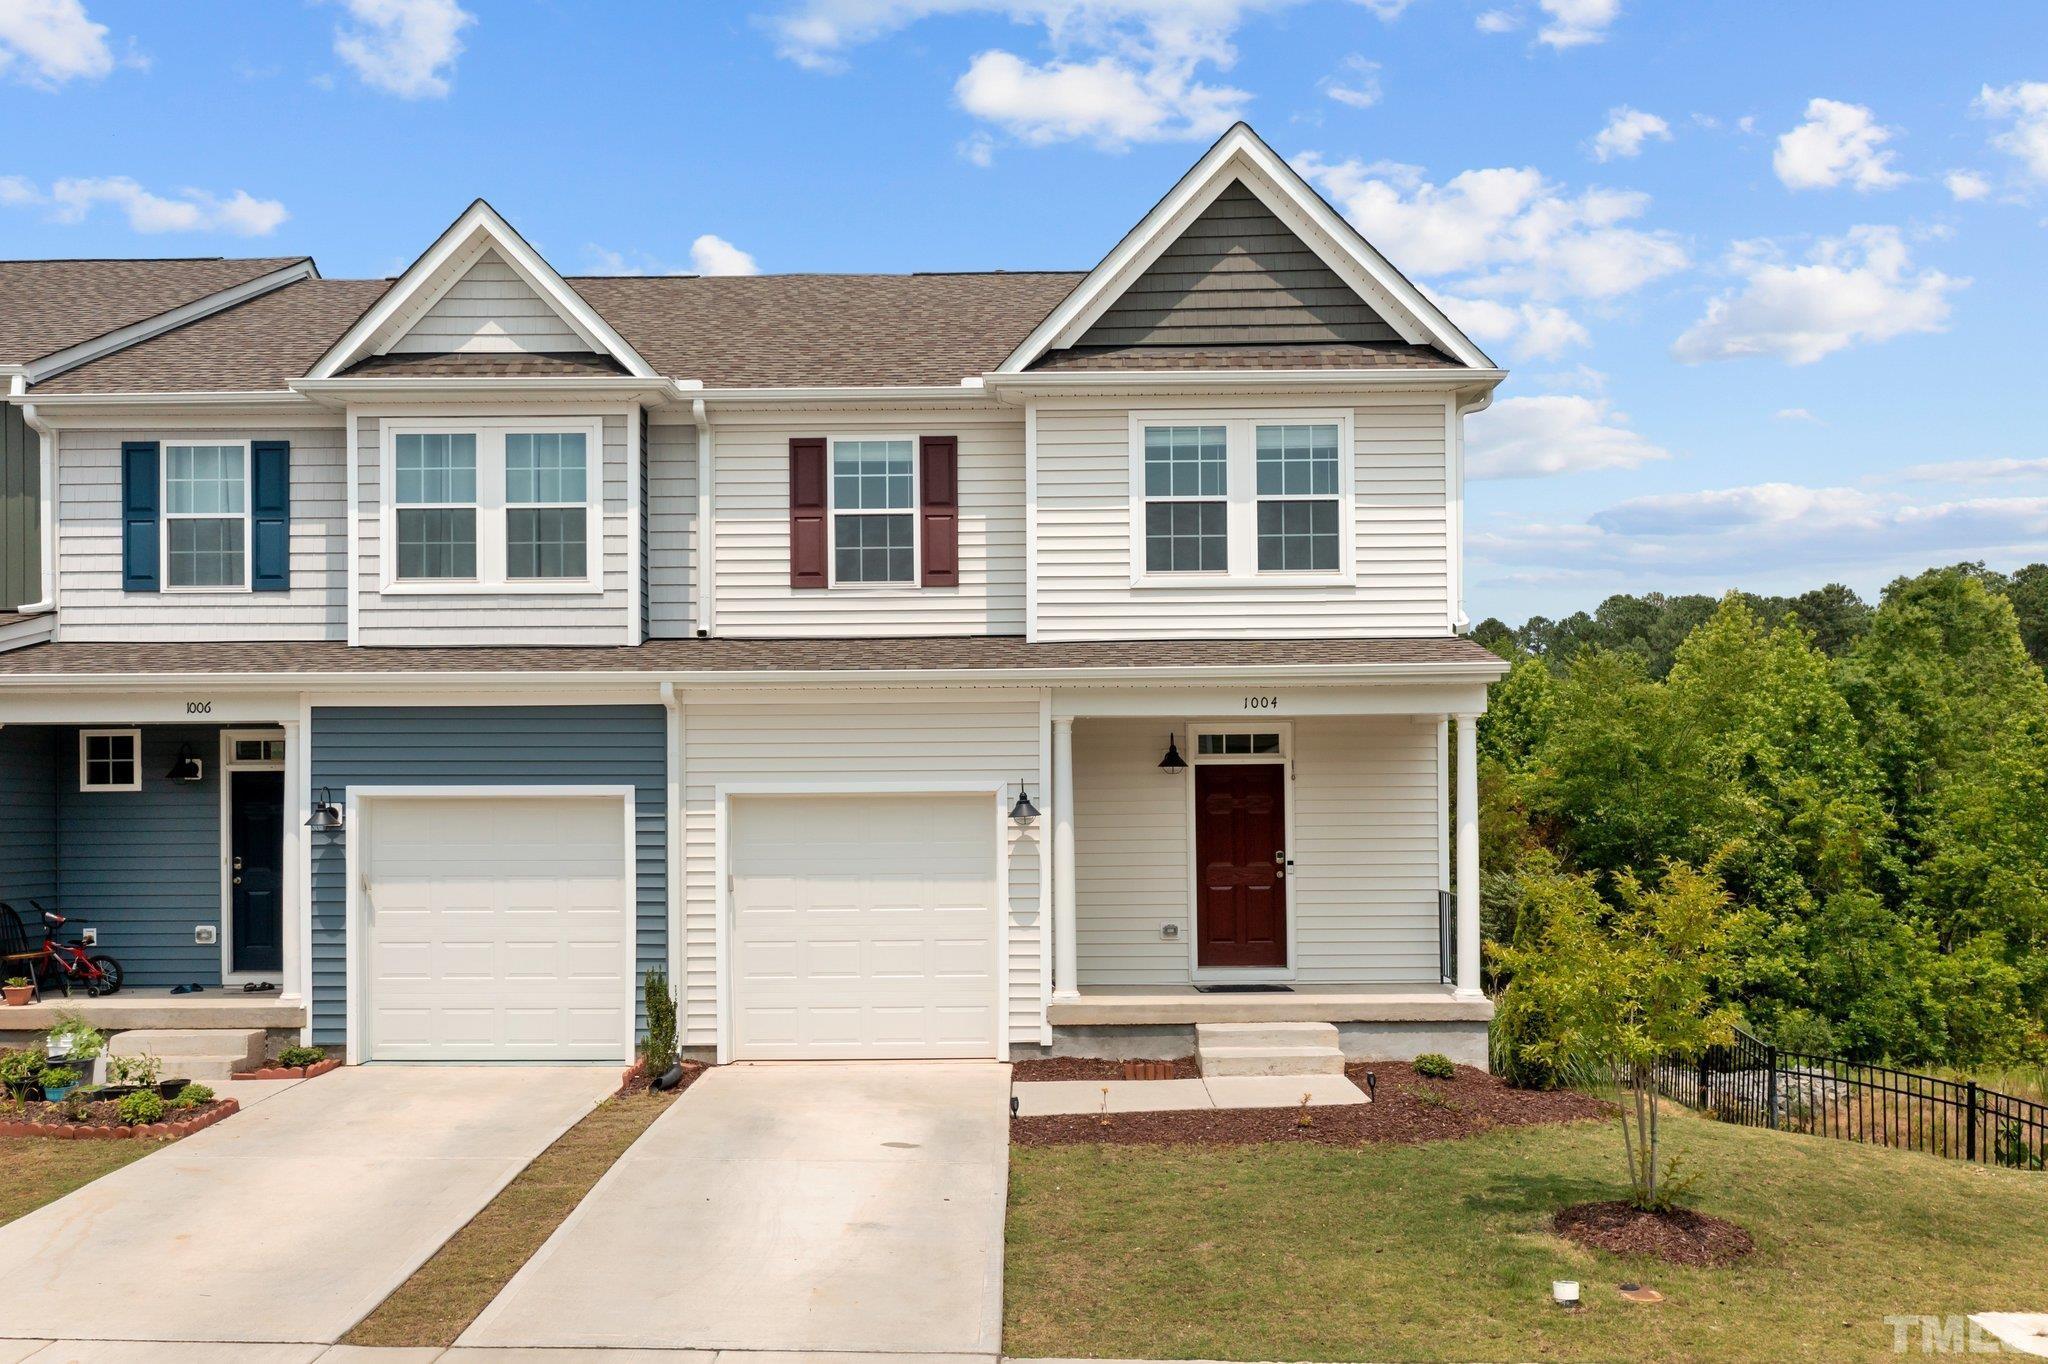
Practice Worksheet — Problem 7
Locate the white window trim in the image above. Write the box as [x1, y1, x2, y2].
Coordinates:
[378, 416, 605, 596]
[825, 433, 922, 591]
[78, 728, 143, 793]
[1128, 409, 1354, 588]
[161, 439, 252, 595]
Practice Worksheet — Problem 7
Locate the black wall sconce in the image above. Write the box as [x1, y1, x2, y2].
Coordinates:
[306, 787, 346, 833]
[165, 744, 205, 783]
[1158, 734, 1188, 772]
[1009, 782, 1040, 826]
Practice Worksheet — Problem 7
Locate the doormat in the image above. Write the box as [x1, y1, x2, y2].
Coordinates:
[1193, 983, 1294, 993]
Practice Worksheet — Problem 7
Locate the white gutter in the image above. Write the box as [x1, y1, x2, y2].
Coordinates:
[11, 375, 55, 616]
[686, 383, 996, 407]
[290, 376, 686, 404]
[659, 681, 685, 999]
[1451, 389, 1495, 633]
[690, 397, 715, 636]
[20, 389, 314, 412]
[982, 368, 1508, 399]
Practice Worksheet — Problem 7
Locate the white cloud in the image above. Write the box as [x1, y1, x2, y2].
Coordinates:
[1590, 106, 1671, 162]
[1537, 0, 1620, 49]
[1319, 54, 1380, 110]
[1354, 0, 1413, 17]
[1774, 407, 1824, 423]
[1293, 155, 1687, 301]
[1976, 81, 2048, 183]
[1433, 294, 1588, 359]
[1, 175, 287, 236]
[1888, 456, 2048, 484]
[1773, 98, 1908, 191]
[1673, 226, 1963, 366]
[690, 233, 759, 276]
[1944, 169, 1992, 201]
[0, 0, 113, 88]
[332, 0, 474, 99]
[959, 131, 997, 166]
[1474, 8, 1519, 33]
[955, 47, 1245, 146]
[1464, 394, 1670, 479]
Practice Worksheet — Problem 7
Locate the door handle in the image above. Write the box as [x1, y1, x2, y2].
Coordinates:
[233, 857, 243, 871]
[232, 876, 242, 885]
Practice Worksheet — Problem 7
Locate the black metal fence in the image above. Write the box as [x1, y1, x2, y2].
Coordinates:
[1655, 1028, 2048, 1170]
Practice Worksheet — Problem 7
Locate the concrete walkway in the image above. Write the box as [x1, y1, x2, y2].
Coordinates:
[458, 1062, 1011, 1356]
[1013, 1072, 1369, 1116]
[0, 1066, 616, 1346]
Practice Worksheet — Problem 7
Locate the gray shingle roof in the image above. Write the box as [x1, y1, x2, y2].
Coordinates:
[0, 257, 309, 365]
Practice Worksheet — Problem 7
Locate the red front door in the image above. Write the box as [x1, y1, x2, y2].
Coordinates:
[1195, 763, 1287, 968]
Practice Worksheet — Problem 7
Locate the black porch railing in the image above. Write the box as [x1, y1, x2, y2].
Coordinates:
[1655, 1027, 2048, 1170]
[1438, 889, 1454, 985]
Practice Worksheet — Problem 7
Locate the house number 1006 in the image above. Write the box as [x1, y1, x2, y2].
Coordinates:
[1243, 696, 1279, 710]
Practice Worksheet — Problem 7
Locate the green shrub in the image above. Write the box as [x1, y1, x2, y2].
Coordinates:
[171, 1082, 215, 1109]
[278, 1045, 325, 1069]
[641, 967, 678, 1073]
[117, 1090, 166, 1126]
[0, 1047, 45, 1099]
[1412, 1052, 1457, 1080]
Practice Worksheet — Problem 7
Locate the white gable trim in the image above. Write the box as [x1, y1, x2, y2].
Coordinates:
[998, 123, 1493, 373]
[306, 200, 656, 380]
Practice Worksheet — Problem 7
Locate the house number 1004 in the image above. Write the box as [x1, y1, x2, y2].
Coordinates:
[1243, 696, 1279, 710]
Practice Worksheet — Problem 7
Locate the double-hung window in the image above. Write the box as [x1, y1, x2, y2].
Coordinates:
[384, 419, 601, 591]
[1131, 411, 1351, 583]
[164, 442, 248, 590]
[830, 437, 916, 585]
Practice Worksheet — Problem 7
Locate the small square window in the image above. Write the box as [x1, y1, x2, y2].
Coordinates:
[1197, 732, 1282, 756]
[232, 739, 286, 763]
[79, 730, 141, 792]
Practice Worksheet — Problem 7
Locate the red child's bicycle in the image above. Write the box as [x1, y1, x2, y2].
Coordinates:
[0, 901, 125, 998]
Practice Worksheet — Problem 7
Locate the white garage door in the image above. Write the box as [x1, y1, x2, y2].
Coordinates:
[362, 794, 632, 1062]
[730, 793, 999, 1060]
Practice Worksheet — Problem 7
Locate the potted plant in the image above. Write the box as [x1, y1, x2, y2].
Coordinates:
[2, 977, 31, 1007]
[36, 1065, 80, 1103]
[45, 1016, 107, 1086]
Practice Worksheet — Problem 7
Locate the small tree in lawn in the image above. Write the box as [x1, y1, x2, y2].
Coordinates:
[1493, 858, 1741, 1210]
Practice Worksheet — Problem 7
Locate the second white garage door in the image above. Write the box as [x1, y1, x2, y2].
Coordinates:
[730, 793, 1000, 1060]
[361, 793, 632, 1062]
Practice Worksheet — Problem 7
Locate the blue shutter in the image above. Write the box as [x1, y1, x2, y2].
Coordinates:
[120, 441, 160, 593]
[251, 440, 291, 592]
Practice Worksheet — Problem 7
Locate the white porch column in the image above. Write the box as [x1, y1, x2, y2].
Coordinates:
[1454, 712, 1482, 999]
[1051, 715, 1079, 1000]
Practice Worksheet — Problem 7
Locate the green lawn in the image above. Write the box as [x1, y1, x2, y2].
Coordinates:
[1006, 1107, 2048, 1363]
[0, 1136, 156, 1229]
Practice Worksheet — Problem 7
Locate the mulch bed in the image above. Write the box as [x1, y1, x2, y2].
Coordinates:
[1010, 1060, 1611, 1148]
[1552, 1199, 1756, 1267]
[616, 1059, 708, 1098]
[0, 1097, 239, 1141]
[234, 1057, 344, 1081]
[1012, 1055, 1201, 1082]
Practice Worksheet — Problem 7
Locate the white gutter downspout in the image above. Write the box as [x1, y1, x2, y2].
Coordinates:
[12, 375, 56, 617]
[659, 681, 685, 1035]
[690, 397, 715, 636]
[1451, 390, 1494, 633]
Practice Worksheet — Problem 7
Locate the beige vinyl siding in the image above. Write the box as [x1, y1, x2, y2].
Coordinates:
[646, 420, 698, 638]
[1073, 715, 1443, 986]
[55, 426, 346, 641]
[679, 690, 1044, 1049]
[389, 249, 589, 354]
[352, 412, 634, 645]
[1033, 396, 1451, 640]
[709, 408, 1026, 636]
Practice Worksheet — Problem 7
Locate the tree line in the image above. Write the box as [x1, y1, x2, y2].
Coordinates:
[1477, 563, 2048, 1079]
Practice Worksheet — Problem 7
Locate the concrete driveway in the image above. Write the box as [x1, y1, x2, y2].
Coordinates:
[0, 1066, 615, 1346]
[460, 1061, 1011, 1355]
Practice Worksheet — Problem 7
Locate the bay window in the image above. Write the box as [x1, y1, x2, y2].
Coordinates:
[382, 419, 601, 592]
[1130, 411, 1352, 583]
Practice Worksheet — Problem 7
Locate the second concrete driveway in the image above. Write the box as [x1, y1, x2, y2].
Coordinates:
[460, 1061, 1011, 1355]
[0, 1066, 615, 1345]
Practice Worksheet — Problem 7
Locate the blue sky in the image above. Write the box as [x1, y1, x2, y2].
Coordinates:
[4, 0, 2046, 623]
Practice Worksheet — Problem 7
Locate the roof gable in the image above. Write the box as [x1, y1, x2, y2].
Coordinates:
[306, 201, 653, 379]
[1001, 123, 1493, 372]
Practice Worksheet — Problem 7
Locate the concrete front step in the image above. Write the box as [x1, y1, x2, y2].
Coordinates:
[1196, 1020, 1340, 1051]
[1198, 1044, 1346, 1077]
[107, 1029, 265, 1084]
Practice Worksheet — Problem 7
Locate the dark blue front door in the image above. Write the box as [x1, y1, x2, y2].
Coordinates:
[230, 769, 284, 974]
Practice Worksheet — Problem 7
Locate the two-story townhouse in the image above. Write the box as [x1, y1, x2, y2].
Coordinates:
[0, 124, 1508, 1070]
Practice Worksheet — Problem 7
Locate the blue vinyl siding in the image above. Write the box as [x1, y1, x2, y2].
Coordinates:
[308, 705, 668, 1048]
[58, 726, 223, 987]
[0, 727, 59, 914]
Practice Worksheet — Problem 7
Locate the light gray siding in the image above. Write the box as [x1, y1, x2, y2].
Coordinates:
[647, 420, 698, 638]
[1079, 182, 1402, 348]
[389, 249, 589, 354]
[351, 412, 635, 645]
[308, 706, 668, 1047]
[680, 691, 1044, 1049]
[1073, 716, 1443, 986]
[0, 726, 58, 913]
[1033, 396, 1451, 639]
[2, 404, 37, 613]
[55, 426, 348, 641]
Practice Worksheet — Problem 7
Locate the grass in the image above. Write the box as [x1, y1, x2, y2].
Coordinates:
[1006, 1105, 2048, 1363]
[0, 1133, 156, 1228]
[345, 1087, 677, 1348]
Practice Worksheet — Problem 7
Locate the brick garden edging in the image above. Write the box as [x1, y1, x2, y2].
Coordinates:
[232, 1057, 344, 1081]
[0, 1097, 240, 1141]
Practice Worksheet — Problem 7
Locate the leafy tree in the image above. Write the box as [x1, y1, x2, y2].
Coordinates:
[1492, 859, 1743, 1209]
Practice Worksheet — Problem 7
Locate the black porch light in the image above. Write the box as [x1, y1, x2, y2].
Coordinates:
[165, 744, 205, 783]
[1158, 733, 1188, 773]
[306, 787, 346, 833]
[1009, 782, 1040, 826]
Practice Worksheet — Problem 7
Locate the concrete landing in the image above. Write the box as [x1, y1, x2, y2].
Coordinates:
[1013, 1072, 1368, 1116]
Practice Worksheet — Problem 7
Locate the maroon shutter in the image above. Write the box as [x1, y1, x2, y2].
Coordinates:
[790, 436, 828, 589]
[920, 435, 959, 587]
